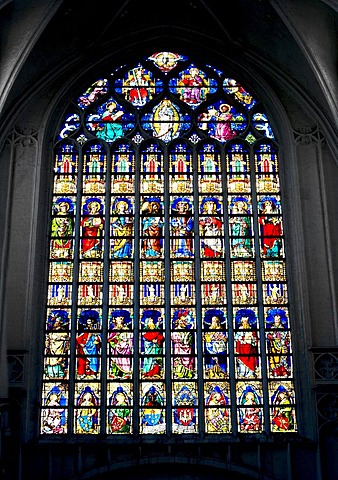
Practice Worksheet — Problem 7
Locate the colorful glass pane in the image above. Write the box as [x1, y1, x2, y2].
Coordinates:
[42, 52, 297, 436]
[114, 65, 163, 107]
[169, 65, 217, 108]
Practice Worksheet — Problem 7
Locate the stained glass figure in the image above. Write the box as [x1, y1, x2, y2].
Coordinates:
[263, 283, 288, 304]
[50, 197, 75, 258]
[86, 99, 135, 142]
[140, 283, 163, 305]
[172, 383, 198, 434]
[227, 143, 249, 173]
[171, 309, 196, 379]
[48, 284, 72, 306]
[255, 144, 278, 173]
[115, 66, 161, 107]
[148, 51, 187, 72]
[111, 196, 134, 259]
[205, 383, 230, 433]
[44, 312, 70, 380]
[203, 309, 228, 379]
[265, 308, 292, 378]
[107, 309, 133, 379]
[170, 196, 194, 258]
[78, 79, 109, 108]
[199, 196, 224, 258]
[41, 384, 68, 434]
[107, 384, 133, 434]
[223, 78, 257, 110]
[140, 383, 166, 434]
[109, 283, 133, 306]
[227, 143, 251, 196]
[258, 196, 283, 258]
[199, 144, 221, 172]
[202, 283, 226, 305]
[112, 144, 134, 192]
[169, 65, 217, 107]
[74, 384, 100, 434]
[234, 308, 260, 379]
[141, 144, 164, 193]
[140, 309, 165, 379]
[80, 197, 104, 259]
[171, 283, 195, 305]
[140, 197, 164, 258]
[198, 143, 222, 193]
[270, 383, 296, 432]
[237, 384, 263, 433]
[82, 144, 107, 193]
[78, 283, 102, 305]
[141, 99, 190, 142]
[76, 310, 102, 380]
[229, 196, 253, 258]
[198, 102, 246, 141]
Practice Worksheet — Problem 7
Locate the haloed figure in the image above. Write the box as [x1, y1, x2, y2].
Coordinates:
[81, 201, 104, 258]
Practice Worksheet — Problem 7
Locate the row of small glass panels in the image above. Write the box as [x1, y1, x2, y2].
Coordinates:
[50, 197, 284, 255]
[47, 277, 288, 307]
[43, 306, 293, 377]
[58, 172, 279, 195]
[51, 194, 284, 220]
[41, 379, 296, 434]
[53, 143, 278, 176]
[50, 259, 285, 283]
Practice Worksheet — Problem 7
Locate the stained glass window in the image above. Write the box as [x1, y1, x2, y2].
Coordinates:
[40, 52, 297, 436]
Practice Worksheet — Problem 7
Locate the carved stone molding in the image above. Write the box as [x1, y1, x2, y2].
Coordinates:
[7, 352, 25, 384]
[313, 350, 338, 381]
[5, 126, 39, 148]
[316, 393, 338, 431]
[311, 348, 338, 431]
[293, 126, 325, 146]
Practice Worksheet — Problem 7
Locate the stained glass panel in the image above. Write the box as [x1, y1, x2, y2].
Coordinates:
[42, 52, 297, 436]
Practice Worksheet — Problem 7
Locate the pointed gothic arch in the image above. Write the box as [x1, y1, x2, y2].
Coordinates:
[40, 51, 297, 438]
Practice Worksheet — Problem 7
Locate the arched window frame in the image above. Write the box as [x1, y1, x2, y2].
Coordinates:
[39, 51, 298, 438]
